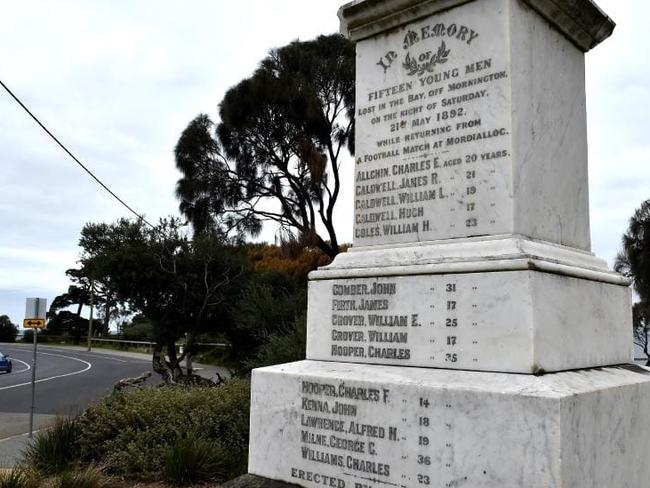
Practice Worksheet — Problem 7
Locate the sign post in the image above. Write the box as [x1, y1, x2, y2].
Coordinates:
[24, 297, 47, 438]
[87, 279, 94, 352]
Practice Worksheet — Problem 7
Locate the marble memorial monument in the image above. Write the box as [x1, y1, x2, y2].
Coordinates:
[247, 0, 650, 486]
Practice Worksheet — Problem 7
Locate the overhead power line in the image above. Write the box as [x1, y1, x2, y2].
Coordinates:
[0, 78, 156, 229]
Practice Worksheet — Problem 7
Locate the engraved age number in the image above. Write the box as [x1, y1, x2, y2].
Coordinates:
[417, 397, 432, 484]
[445, 283, 458, 363]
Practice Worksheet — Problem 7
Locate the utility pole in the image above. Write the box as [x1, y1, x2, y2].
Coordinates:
[87, 279, 94, 352]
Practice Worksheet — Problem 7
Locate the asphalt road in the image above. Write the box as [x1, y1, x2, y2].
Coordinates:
[0, 343, 228, 465]
[0, 344, 156, 465]
[0, 344, 154, 417]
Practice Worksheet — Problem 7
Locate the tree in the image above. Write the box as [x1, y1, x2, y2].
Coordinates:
[615, 200, 650, 300]
[175, 34, 355, 258]
[615, 199, 650, 364]
[76, 218, 246, 383]
[46, 311, 90, 343]
[0, 315, 18, 343]
[47, 283, 91, 341]
[228, 270, 307, 365]
[50, 283, 90, 318]
[120, 315, 155, 342]
[632, 302, 650, 366]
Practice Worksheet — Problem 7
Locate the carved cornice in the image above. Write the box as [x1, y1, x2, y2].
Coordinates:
[339, 0, 615, 51]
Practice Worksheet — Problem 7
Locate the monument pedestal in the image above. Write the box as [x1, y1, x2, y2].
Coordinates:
[250, 361, 650, 488]
[245, 0, 638, 486]
[308, 236, 632, 374]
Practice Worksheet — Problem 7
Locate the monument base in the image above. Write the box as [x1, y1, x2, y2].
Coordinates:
[307, 236, 631, 374]
[249, 360, 650, 488]
[308, 267, 632, 373]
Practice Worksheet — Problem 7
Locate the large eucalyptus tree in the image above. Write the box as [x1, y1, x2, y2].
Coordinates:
[174, 34, 355, 258]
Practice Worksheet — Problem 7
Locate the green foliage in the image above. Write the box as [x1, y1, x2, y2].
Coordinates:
[223, 243, 335, 369]
[175, 34, 355, 258]
[616, 200, 650, 362]
[0, 315, 18, 343]
[174, 114, 233, 238]
[227, 272, 307, 363]
[44, 311, 89, 344]
[119, 316, 154, 342]
[76, 380, 250, 481]
[244, 311, 307, 373]
[163, 434, 226, 485]
[22, 418, 80, 476]
[49, 284, 90, 315]
[0, 467, 38, 488]
[74, 218, 247, 381]
[21, 330, 34, 343]
[616, 199, 650, 302]
[51, 467, 112, 488]
[48, 271, 110, 339]
[79, 219, 246, 341]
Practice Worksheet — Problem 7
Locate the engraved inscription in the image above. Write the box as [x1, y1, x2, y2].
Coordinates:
[292, 376, 465, 488]
[308, 272, 532, 371]
[298, 380, 395, 482]
[353, 8, 512, 245]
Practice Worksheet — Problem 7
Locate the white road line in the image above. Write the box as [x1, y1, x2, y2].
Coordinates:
[0, 427, 49, 443]
[0, 352, 92, 391]
[9, 358, 31, 374]
[3, 345, 140, 364]
[40, 347, 129, 363]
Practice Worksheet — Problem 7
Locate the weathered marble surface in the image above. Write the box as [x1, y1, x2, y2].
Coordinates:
[339, 0, 615, 51]
[352, 0, 513, 248]
[307, 269, 631, 373]
[247, 0, 637, 486]
[310, 236, 624, 283]
[349, 0, 594, 250]
[249, 361, 650, 488]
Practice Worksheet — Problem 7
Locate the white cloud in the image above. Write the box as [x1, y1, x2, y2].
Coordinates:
[586, 0, 650, 264]
[0, 1, 342, 323]
[0, 0, 648, 325]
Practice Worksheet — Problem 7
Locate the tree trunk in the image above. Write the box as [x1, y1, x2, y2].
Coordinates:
[166, 342, 184, 381]
[104, 301, 111, 336]
[184, 331, 197, 376]
[152, 342, 172, 384]
[152, 337, 211, 386]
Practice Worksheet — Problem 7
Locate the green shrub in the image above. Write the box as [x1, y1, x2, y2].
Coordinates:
[52, 466, 112, 488]
[163, 434, 226, 485]
[119, 316, 154, 342]
[0, 467, 38, 488]
[22, 418, 80, 476]
[227, 275, 307, 363]
[243, 310, 306, 373]
[77, 379, 250, 480]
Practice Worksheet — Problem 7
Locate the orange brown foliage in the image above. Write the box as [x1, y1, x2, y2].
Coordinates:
[245, 244, 348, 281]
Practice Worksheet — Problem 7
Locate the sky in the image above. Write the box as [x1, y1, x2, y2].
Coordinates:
[0, 0, 648, 327]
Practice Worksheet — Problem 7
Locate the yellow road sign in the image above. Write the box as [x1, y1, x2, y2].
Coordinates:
[23, 319, 45, 329]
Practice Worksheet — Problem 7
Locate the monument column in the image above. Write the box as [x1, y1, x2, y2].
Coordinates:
[246, 0, 650, 486]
